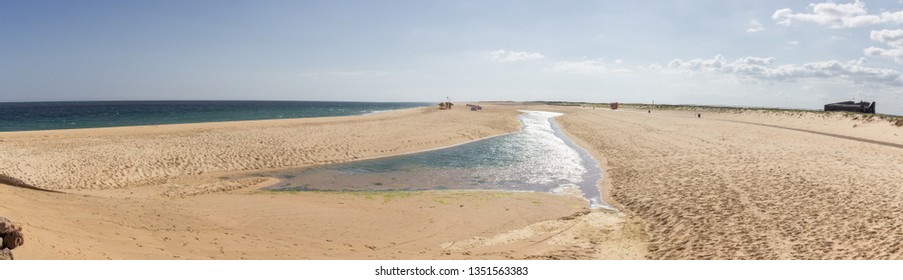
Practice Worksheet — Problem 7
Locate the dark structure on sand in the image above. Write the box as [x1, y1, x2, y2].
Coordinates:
[0, 217, 24, 260]
[824, 101, 875, 114]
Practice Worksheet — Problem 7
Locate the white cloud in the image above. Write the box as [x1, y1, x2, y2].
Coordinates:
[788, 41, 801, 46]
[864, 29, 903, 63]
[771, 2, 903, 64]
[870, 29, 903, 46]
[667, 55, 729, 72]
[666, 55, 903, 86]
[881, 10, 903, 23]
[772, 1, 880, 28]
[746, 20, 766, 33]
[772, 1, 903, 28]
[486, 49, 544, 62]
[864, 46, 903, 63]
[734, 56, 775, 66]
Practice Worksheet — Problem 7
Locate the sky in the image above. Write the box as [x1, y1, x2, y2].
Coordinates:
[2, 1, 903, 114]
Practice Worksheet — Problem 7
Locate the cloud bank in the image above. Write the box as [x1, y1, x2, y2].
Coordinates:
[773, 1, 903, 64]
[667, 55, 903, 86]
[865, 29, 903, 63]
[771, 0, 896, 28]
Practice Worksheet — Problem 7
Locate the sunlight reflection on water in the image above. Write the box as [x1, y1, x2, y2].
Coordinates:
[263, 111, 612, 209]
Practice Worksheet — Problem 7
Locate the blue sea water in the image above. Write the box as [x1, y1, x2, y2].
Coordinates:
[262, 111, 613, 209]
[0, 101, 430, 132]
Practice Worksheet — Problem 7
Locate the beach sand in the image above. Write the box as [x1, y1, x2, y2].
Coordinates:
[552, 105, 903, 259]
[0, 104, 644, 259]
[0, 106, 521, 191]
[4, 103, 901, 260]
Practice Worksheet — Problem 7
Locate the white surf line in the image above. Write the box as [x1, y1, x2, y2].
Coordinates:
[522, 110, 617, 211]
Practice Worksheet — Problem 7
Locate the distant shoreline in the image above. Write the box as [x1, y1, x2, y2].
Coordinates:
[540, 101, 903, 125]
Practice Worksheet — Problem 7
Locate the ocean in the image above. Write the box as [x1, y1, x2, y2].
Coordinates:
[0, 101, 430, 132]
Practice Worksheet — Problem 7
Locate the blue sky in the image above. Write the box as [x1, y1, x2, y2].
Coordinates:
[2, 1, 903, 114]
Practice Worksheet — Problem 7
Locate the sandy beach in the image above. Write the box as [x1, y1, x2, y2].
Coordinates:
[0, 106, 521, 191]
[3, 103, 902, 259]
[553, 105, 903, 259]
[0, 104, 645, 259]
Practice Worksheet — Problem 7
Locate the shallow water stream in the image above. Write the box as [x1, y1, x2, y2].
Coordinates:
[262, 111, 612, 209]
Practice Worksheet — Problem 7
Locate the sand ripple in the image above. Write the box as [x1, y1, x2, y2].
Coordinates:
[558, 107, 903, 259]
